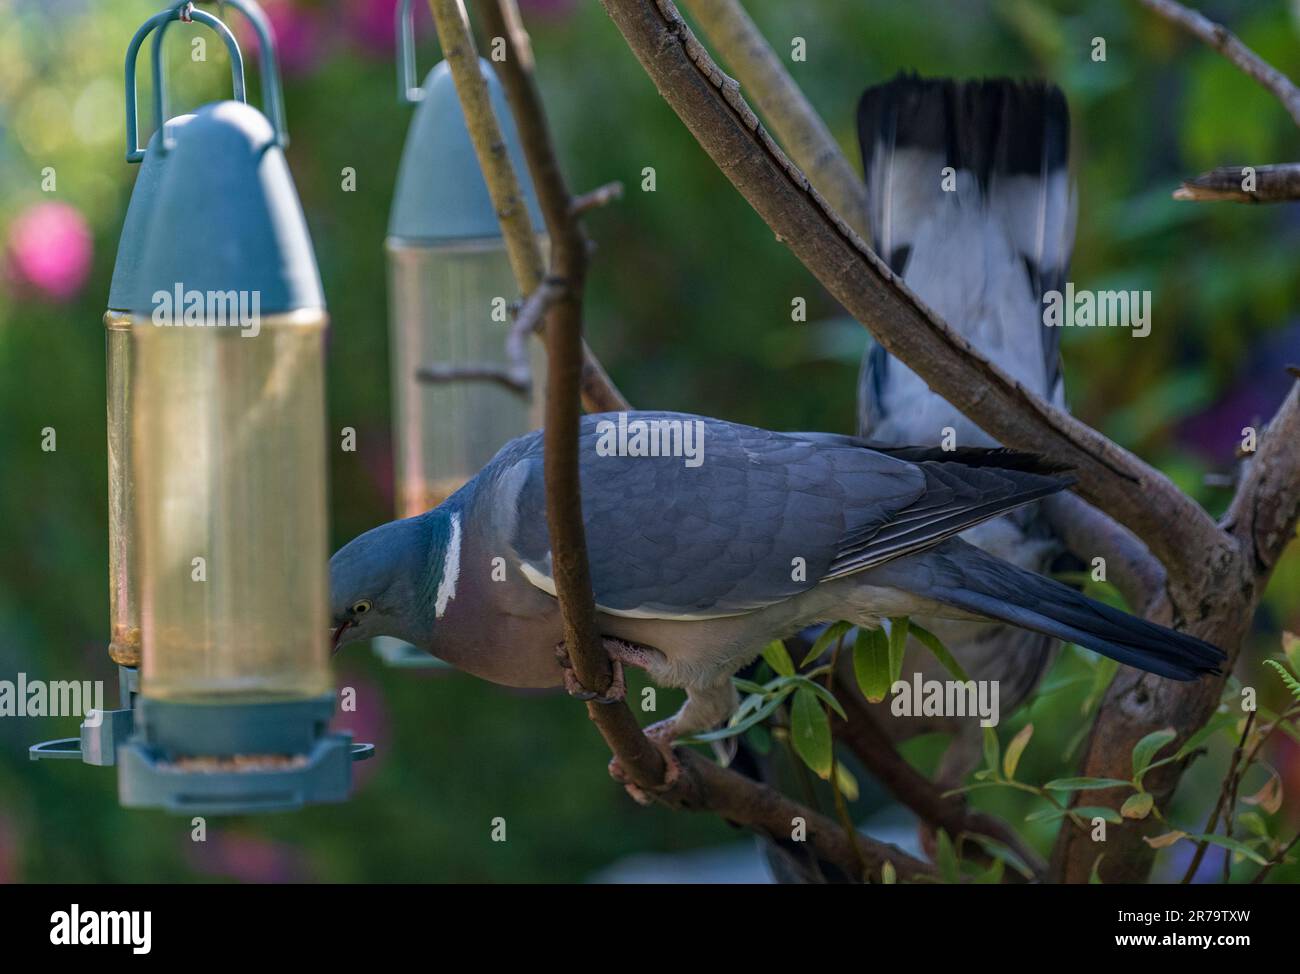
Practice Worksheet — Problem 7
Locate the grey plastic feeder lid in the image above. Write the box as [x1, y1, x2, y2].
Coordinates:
[107, 115, 194, 312]
[132, 100, 324, 315]
[388, 59, 544, 243]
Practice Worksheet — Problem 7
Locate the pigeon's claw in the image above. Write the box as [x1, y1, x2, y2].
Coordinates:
[554, 640, 626, 705]
[608, 722, 683, 806]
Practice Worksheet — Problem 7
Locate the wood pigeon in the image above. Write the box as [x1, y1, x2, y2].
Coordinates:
[330, 411, 1223, 778]
[853, 75, 1077, 787]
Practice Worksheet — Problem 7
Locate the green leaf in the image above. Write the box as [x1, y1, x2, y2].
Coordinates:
[761, 640, 795, 678]
[1082, 656, 1119, 715]
[1121, 792, 1154, 819]
[800, 620, 852, 668]
[832, 762, 859, 802]
[1132, 728, 1178, 779]
[982, 726, 1000, 777]
[1003, 723, 1034, 781]
[1174, 710, 1237, 760]
[786, 675, 847, 720]
[909, 622, 971, 682]
[935, 829, 960, 884]
[974, 859, 1005, 884]
[852, 627, 891, 703]
[1264, 659, 1300, 703]
[965, 834, 1034, 880]
[887, 616, 910, 685]
[1089, 854, 1105, 884]
[1044, 777, 1133, 792]
[1183, 833, 1269, 866]
[790, 687, 833, 778]
[686, 686, 793, 742]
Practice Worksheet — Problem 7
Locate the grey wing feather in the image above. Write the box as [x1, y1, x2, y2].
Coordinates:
[492, 412, 1070, 618]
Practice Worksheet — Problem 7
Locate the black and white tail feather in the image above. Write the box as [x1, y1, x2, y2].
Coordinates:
[856, 74, 1077, 444]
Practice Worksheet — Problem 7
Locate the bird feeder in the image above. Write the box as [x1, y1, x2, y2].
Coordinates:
[32, 1, 370, 813]
[387, 0, 546, 519]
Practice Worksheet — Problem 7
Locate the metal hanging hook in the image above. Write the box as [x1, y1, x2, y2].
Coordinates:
[124, 6, 246, 163]
[396, 0, 426, 104]
[177, 1, 290, 147]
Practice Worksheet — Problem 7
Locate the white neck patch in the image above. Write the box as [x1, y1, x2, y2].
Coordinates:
[434, 513, 461, 618]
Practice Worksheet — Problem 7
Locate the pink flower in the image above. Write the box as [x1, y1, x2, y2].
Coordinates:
[5, 202, 92, 302]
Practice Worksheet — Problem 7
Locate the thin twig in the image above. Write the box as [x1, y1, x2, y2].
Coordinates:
[1136, 0, 1300, 129]
[1179, 709, 1255, 884]
[1175, 163, 1300, 203]
[415, 279, 562, 395]
[571, 181, 624, 215]
[1252, 831, 1300, 884]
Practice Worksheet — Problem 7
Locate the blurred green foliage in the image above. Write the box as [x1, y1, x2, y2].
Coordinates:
[0, 0, 1296, 882]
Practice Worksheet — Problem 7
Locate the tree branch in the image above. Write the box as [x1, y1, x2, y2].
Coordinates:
[1223, 376, 1300, 579]
[600, 0, 1228, 601]
[428, 0, 629, 415]
[678, 0, 870, 241]
[1174, 163, 1300, 203]
[1136, 0, 1300, 129]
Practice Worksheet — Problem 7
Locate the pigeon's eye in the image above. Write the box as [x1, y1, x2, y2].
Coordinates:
[351, 599, 372, 616]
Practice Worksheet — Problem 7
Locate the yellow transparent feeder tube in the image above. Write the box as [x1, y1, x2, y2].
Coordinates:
[131, 311, 331, 703]
[387, 237, 544, 519]
[106, 313, 143, 668]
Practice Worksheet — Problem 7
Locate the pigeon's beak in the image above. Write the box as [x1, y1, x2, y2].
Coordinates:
[330, 619, 353, 655]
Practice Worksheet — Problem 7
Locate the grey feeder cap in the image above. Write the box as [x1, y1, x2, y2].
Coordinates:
[389, 58, 544, 244]
[107, 114, 195, 313]
[132, 100, 324, 316]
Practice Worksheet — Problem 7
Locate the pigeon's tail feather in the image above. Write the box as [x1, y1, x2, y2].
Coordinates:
[917, 542, 1224, 681]
[856, 75, 1075, 436]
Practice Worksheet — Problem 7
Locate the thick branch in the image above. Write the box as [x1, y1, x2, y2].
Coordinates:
[1050, 378, 1297, 882]
[1175, 163, 1300, 203]
[671, 749, 935, 882]
[601, 0, 1227, 599]
[1223, 377, 1300, 579]
[1136, 0, 1300, 129]
[678, 0, 870, 241]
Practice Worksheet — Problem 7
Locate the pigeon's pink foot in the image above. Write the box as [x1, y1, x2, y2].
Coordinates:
[608, 717, 683, 805]
[555, 636, 664, 705]
[554, 640, 627, 705]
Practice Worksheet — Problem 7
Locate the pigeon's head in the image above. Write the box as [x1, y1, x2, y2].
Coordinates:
[328, 515, 434, 652]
